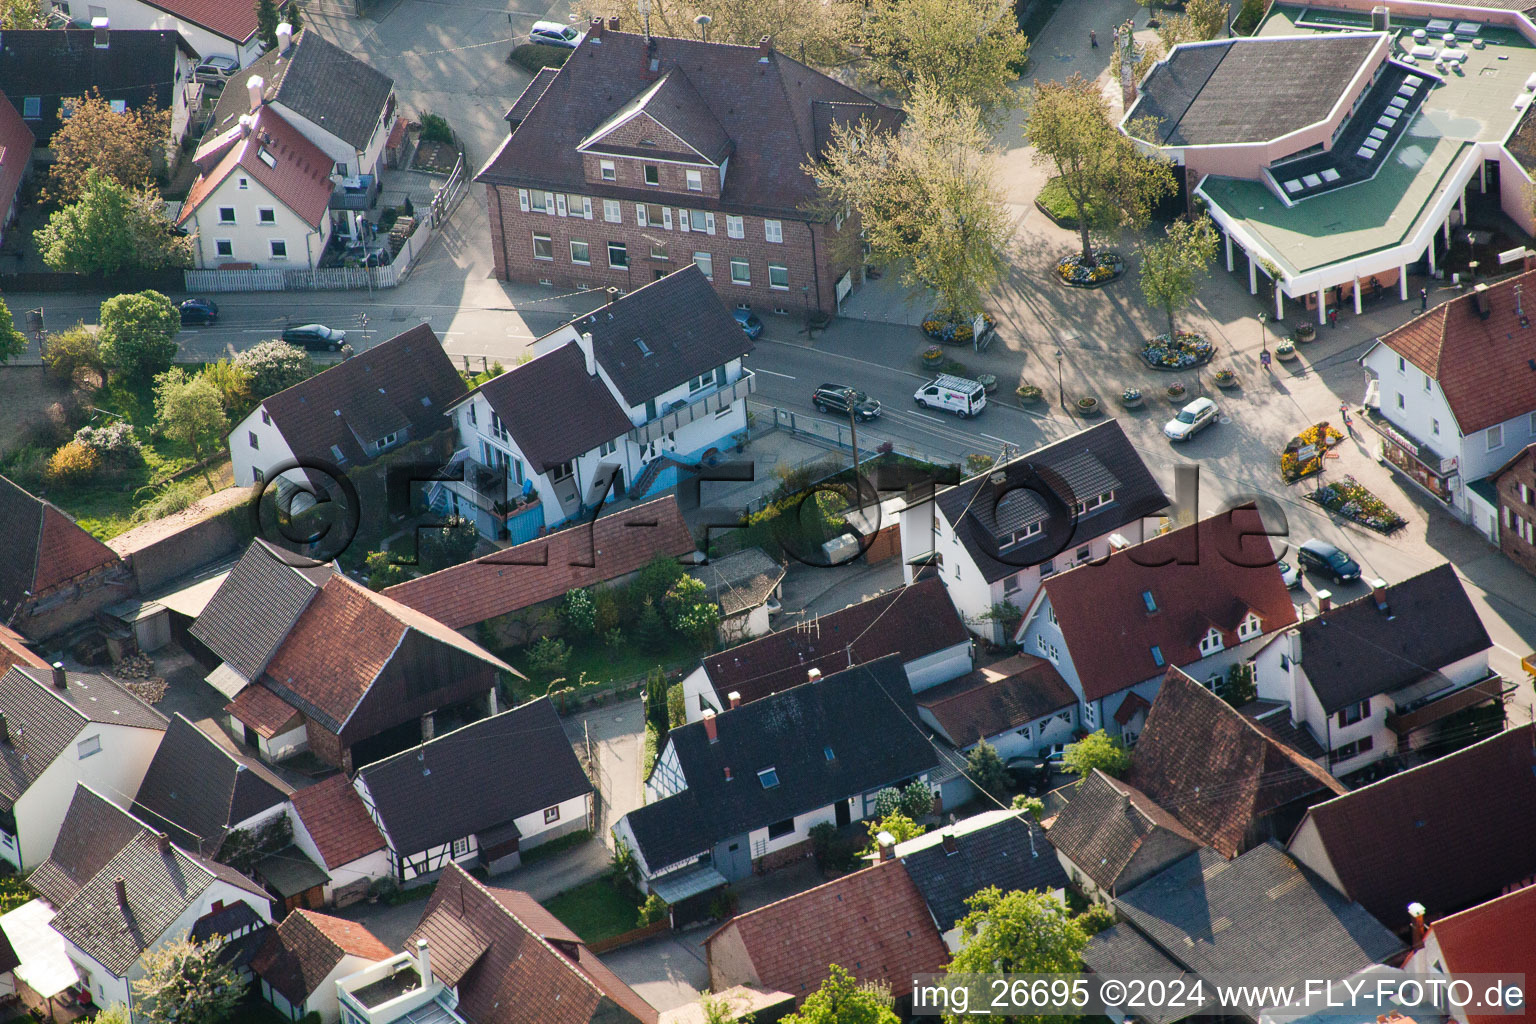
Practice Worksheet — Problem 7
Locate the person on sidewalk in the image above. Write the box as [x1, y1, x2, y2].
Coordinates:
[1090, 29, 1098, 47]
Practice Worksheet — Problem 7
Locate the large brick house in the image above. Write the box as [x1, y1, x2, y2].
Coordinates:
[476, 19, 901, 317]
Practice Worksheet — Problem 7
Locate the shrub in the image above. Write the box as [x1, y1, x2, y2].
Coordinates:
[637, 892, 669, 927]
[509, 43, 570, 73]
[46, 440, 101, 483]
[73, 421, 142, 460]
[418, 113, 453, 144]
[234, 340, 318, 399]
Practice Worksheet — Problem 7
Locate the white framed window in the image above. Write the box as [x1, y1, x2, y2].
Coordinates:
[532, 233, 553, 260]
[693, 252, 712, 279]
[730, 258, 750, 285]
[769, 263, 788, 289]
[685, 168, 702, 191]
[544, 805, 560, 824]
[600, 159, 616, 181]
[1199, 628, 1223, 656]
[608, 242, 628, 267]
[217, 206, 236, 224]
[258, 207, 276, 224]
[726, 215, 744, 239]
[452, 838, 470, 857]
[764, 219, 783, 243]
[269, 239, 288, 260]
[77, 735, 101, 759]
[214, 239, 234, 258]
[570, 239, 590, 264]
[1489, 424, 1504, 450]
[603, 199, 622, 223]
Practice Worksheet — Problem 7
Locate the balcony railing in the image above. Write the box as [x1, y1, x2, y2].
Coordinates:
[629, 369, 756, 446]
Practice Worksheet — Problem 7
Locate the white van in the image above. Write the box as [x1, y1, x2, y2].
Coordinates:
[914, 374, 988, 418]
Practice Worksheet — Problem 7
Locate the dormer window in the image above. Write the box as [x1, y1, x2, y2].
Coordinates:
[1199, 628, 1223, 656]
[1237, 612, 1261, 641]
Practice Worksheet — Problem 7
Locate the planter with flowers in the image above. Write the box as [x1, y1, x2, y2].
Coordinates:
[1055, 251, 1125, 288]
[1076, 396, 1101, 416]
[1214, 368, 1238, 389]
[1016, 383, 1043, 405]
[1140, 331, 1215, 370]
[1120, 387, 1144, 409]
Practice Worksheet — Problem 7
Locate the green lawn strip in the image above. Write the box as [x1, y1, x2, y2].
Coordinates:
[539, 877, 641, 944]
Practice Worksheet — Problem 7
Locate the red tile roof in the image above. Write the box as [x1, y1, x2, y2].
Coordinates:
[1036, 507, 1298, 701]
[290, 774, 385, 869]
[132, 0, 284, 43]
[1376, 267, 1536, 434]
[705, 859, 947, 1004]
[252, 909, 393, 1005]
[1125, 669, 1344, 859]
[384, 496, 696, 628]
[179, 105, 333, 230]
[226, 682, 302, 738]
[1424, 885, 1536, 1024]
[0, 92, 33, 224]
[916, 653, 1077, 746]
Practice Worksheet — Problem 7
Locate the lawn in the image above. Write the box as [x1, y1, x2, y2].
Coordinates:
[1035, 176, 1109, 230]
[539, 877, 640, 944]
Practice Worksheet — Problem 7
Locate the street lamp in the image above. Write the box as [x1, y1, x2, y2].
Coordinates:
[1055, 349, 1065, 410]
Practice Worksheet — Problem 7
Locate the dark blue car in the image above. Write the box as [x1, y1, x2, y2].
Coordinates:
[733, 308, 763, 339]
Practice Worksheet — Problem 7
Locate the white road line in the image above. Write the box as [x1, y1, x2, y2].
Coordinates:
[752, 368, 798, 380]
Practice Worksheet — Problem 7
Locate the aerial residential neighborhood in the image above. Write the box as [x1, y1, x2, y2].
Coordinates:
[2, 0, 1536, 1019]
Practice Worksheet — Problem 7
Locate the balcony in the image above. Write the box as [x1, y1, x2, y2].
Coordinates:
[629, 369, 756, 446]
[330, 174, 378, 211]
[1386, 673, 1511, 736]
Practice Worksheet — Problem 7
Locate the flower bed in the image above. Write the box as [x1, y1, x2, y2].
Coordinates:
[922, 309, 995, 344]
[1055, 251, 1125, 288]
[1140, 331, 1214, 370]
[1279, 424, 1344, 482]
[1309, 475, 1407, 534]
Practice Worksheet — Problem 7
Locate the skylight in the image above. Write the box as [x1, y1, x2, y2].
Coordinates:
[758, 767, 779, 789]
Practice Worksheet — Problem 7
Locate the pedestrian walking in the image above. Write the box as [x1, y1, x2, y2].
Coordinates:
[1420, 287, 1428, 313]
[1090, 29, 1098, 47]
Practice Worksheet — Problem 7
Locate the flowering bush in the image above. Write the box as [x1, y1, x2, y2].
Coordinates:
[1141, 331, 1214, 369]
[1310, 475, 1407, 533]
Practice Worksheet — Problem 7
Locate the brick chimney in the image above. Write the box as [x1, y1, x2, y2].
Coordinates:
[1371, 578, 1389, 613]
[246, 75, 265, 113]
[588, 16, 604, 39]
[728, 691, 741, 709]
[1408, 902, 1428, 948]
[51, 662, 66, 690]
[702, 708, 718, 742]
[876, 831, 895, 861]
[758, 35, 772, 61]
[607, 15, 620, 31]
[156, 832, 171, 855]
[114, 876, 127, 908]
[1317, 589, 1333, 615]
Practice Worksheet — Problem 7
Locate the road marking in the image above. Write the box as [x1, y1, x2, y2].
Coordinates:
[752, 368, 797, 380]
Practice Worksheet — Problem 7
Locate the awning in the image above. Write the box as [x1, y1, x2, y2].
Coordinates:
[649, 863, 729, 905]
[255, 846, 330, 897]
[0, 900, 77, 1000]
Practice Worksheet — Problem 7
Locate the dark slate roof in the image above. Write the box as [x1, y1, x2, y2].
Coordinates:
[1045, 770, 1202, 895]
[207, 29, 393, 152]
[478, 29, 902, 220]
[1296, 564, 1491, 714]
[0, 29, 194, 143]
[935, 421, 1167, 585]
[356, 698, 591, 857]
[463, 342, 634, 475]
[29, 785, 148, 907]
[567, 266, 753, 407]
[0, 474, 122, 623]
[1128, 34, 1383, 147]
[897, 811, 1068, 933]
[189, 540, 333, 683]
[131, 714, 293, 856]
[624, 656, 938, 872]
[0, 667, 166, 811]
[1101, 844, 1404, 1018]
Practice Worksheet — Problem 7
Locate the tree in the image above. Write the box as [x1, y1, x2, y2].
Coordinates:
[1025, 74, 1177, 263]
[47, 89, 171, 203]
[966, 738, 1009, 800]
[863, 811, 924, 854]
[809, 82, 1011, 318]
[255, 0, 280, 50]
[36, 171, 192, 276]
[100, 290, 180, 383]
[781, 965, 899, 1024]
[945, 889, 1087, 1023]
[233, 340, 318, 398]
[363, 551, 410, 591]
[577, 0, 850, 68]
[42, 323, 103, 383]
[1157, 0, 1229, 48]
[131, 934, 247, 1024]
[1138, 214, 1218, 340]
[898, 779, 934, 820]
[862, 0, 1029, 120]
[1063, 729, 1130, 783]
[154, 368, 228, 492]
[0, 0, 47, 29]
[0, 297, 26, 366]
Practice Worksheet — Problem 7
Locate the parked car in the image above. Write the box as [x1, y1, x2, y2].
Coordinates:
[1164, 397, 1219, 441]
[1278, 559, 1301, 589]
[282, 323, 348, 351]
[193, 56, 239, 84]
[733, 308, 763, 339]
[914, 374, 987, 418]
[812, 384, 881, 421]
[178, 298, 219, 325]
[1296, 538, 1361, 585]
[529, 21, 585, 47]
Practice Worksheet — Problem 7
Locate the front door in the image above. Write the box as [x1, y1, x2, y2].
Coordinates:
[835, 799, 851, 828]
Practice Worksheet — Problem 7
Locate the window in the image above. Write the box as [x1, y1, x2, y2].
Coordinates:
[1142, 590, 1157, 613]
[1150, 645, 1165, 667]
[603, 199, 622, 223]
[570, 239, 590, 264]
[215, 240, 234, 258]
[543, 805, 560, 824]
[258, 207, 276, 224]
[1199, 628, 1223, 656]
[767, 817, 794, 839]
[730, 258, 750, 285]
[248, 431, 260, 449]
[726, 215, 744, 239]
[644, 164, 660, 185]
[769, 263, 788, 289]
[218, 207, 236, 224]
[607, 242, 628, 267]
[757, 767, 780, 789]
[269, 239, 287, 260]
[600, 159, 616, 181]
[452, 838, 470, 857]
[1338, 699, 1369, 726]
[21, 97, 39, 119]
[650, 242, 668, 260]
[551, 460, 574, 482]
[764, 219, 783, 243]
[693, 252, 712, 279]
[685, 168, 702, 191]
[77, 735, 101, 759]
[533, 233, 553, 260]
[1489, 424, 1504, 450]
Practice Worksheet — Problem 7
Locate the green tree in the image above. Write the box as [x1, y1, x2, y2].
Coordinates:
[153, 368, 228, 492]
[863, 811, 924, 854]
[47, 89, 171, 203]
[99, 290, 180, 383]
[0, 0, 47, 29]
[966, 738, 1009, 800]
[862, 0, 1029, 120]
[1157, 0, 1229, 48]
[781, 965, 899, 1024]
[42, 323, 103, 382]
[945, 889, 1087, 1023]
[899, 779, 934, 820]
[364, 551, 410, 591]
[1063, 730, 1130, 784]
[808, 81, 1011, 319]
[131, 934, 247, 1024]
[35, 171, 192, 275]
[0, 297, 27, 366]
[255, 0, 280, 50]
[1025, 74, 1177, 263]
[233, 339, 317, 398]
[577, 0, 850, 68]
[1138, 214, 1218, 339]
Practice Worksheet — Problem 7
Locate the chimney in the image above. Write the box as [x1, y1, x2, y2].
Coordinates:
[156, 832, 171, 855]
[114, 876, 127, 908]
[1317, 590, 1333, 614]
[876, 831, 895, 861]
[702, 708, 718, 742]
[246, 75, 265, 113]
[607, 15, 620, 31]
[578, 331, 596, 376]
[758, 35, 772, 61]
[807, 667, 822, 683]
[51, 662, 67, 690]
[1371, 578, 1389, 613]
[0, 714, 9, 745]
[727, 690, 741, 710]
[588, 16, 604, 39]
[421, 711, 435, 742]
[416, 939, 432, 985]
[276, 21, 293, 53]
[941, 829, 958, 856]
[91, 16, 108, 48]
[1408, 902, 1428, 948]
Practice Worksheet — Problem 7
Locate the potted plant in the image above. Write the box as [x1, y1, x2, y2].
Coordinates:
[1121, 387, 1144, 409]
[1076, 395, 1100, 415]
[1016, 383, 1043, 405]
[1166, 381, 1187, 401]
[1214, 368, 1237, 389]
[1276, 340, 1299, 361]
[1293, 321, 1316, 343]
[922, 344, 943, 365]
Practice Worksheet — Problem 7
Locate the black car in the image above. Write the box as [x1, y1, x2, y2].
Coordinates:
[179, 298, 219, 325]
[812, 384, 881, 420]
[1297, 538, 1361, 585]
[281, 323, 348, 351]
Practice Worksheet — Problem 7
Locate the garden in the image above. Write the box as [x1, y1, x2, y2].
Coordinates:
[1308, 475, 1407, 534]
[1279, 423, 1344, 483]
